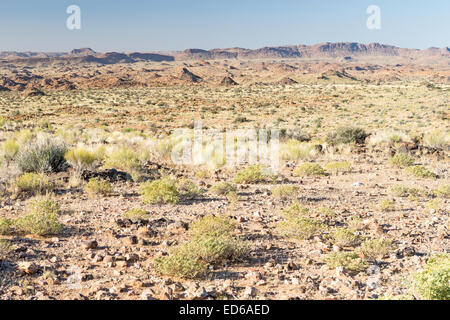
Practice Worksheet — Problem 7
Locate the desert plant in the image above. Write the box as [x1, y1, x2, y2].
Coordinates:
[15, 138, 67, 173]
[15, 173, 52, 195]
[322, 251, 369, 273]
[326, 127, 368, 146]
[277, 216, 325, 240]
[85, 177, 113, 196]
[65, 147, 98, 176]
[281, 140, 318, 161]
[389, 153, 415, 168]
[103, 147, 140, 173]
[0, 218, 12, 235]
[325, 161, 352, 174]
[388, 185, 421, 197]
[332, 228, 360, 247]
[14, 212, 63, 236]
[209, 181, 237, 196]
[271, 185, 299, 200]
[432, 185, 450, 198]
[154, 243, 208, 279]
[176, 178, 202, 200]
[423, 130, 449, 149]
[411, 253, 449, 300]
[140, 177, 180, 204]
[405, 166, 437, 179]
[293, 162, 326, 176]
[361, 238, 395, 260]
[347, 216, 365, 231]
[233, 165, 274, 184]
[2, 139, 19, 164]
[123, 208, 150, 221]
[378, 199, 395, 212]
[27, 196, 60, 215]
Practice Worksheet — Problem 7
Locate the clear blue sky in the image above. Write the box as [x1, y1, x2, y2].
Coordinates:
[0, 0, 448, 52]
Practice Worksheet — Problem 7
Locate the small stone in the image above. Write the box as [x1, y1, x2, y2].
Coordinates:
[18, 262, 40, 275]
[244, 286, 257, 297]
[141, 289, 156, 300]
[83, 240, 98, 250]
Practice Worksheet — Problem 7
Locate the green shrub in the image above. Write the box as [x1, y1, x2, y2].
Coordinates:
[104, 147, 140, 173]
[389, 153, 415, 168]
[14, 212, 63, 236]
[388, 185, 422, 197]
[209, 182, 237, 196]
[3, 139, 20, 163]
[123, 208, 150, 221]
[325, 161, 352, 174]
[65, 147, 98, 175]
[294, 162, 326, 176]
[411, 253, 449, 300]
[281, 201, 309, 217]
[15, 138, 67, 173]
[154, 243, 208, 279]
[0, 218, 12, 235]
[155, 216, 247, 279]
[332, 228, 360, 247]
[176, 178, 202, 200]
[278, 216, 325, 240]
[233, 165, 274, 184]
[423, 130, 449, 149]
[361, 238, 395, 260]
[326, 127, 368, 146]
[432, 185, 450, 198]
[347, 216, 365, 231]
[405, 166, 437, 179]
[85, 177, 113, 196]
[378, 199, 395, 212]
[141, 177, 180, 204]
[27, 196, 60, 215]
[0, 240, 12, 262]
[425, 199, 442, 212]
[15, 173, 52, 195]
[271, 185, 299, 200]
[322, 252, 369, 273]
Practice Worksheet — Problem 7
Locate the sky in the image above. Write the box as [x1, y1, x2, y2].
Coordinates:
[0, 0, 448, 52]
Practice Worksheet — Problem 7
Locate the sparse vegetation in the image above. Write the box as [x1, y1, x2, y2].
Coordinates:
[389, 153, 415, 168]
[141, 177, 180, 204]
[234, 165, 273, 184]
[411, 253, 449, 300]
[293, 162, 326, 176]
[326, 127, 368, 146]
[322, 252, 369, 273]
[271, 185, 299, 200]
[15, 173, 52, 196]
[405, 166, 437, 179]
[85, 177, 113, 196]
[325, 161, 352, 174]
[361, 238, 395, 260]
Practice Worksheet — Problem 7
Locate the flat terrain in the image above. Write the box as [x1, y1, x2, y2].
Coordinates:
[0, 53, 449, 300]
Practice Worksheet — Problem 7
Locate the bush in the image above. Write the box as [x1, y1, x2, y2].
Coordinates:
[405, 166, 437, 179]
[282, 201, 309, 217]
[155, 216, 247, 279]
[271, 185, 299, 200]
[27, 196, 60, 215]
[322, 252, 369, 273]
[14, 212, 63, 236]
[0, 218, 12, 235]
[411, 253, 449, 300]
[154, 244, 208, 279]
[294, 162, 326, 176]
[85, 178, 113, 196]
[3, 139, 19, 163]
[15, 138, 67, 173]
[281, 140, 318, 161]
[326, 127, 368, 146]
[325, 162, 352, 175]
[423, 130, 449, 149]
[104, 147, 140, 173]
[332, 228, 360, 247]
[432, 185, 450, 198]
[123, 208, 150, 221]
[176, 178, 202, 200]
[378, 199, 395, 212]
[15, 173, 52, 195]
[361, 238, 395, 260]
[233, 165, 274, 184]
[388, 185, 421, 197]
[389, 153, 415, 168]
[209, 182, 237, 196]
[277, 216, 325, 240]
[65, 147, 98, 176]
[141, 177, 180, 204]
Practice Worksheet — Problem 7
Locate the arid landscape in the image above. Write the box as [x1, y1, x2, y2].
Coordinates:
[0, 42, 448, 300]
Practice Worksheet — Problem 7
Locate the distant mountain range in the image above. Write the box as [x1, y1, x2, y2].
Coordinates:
[1, 42, 449, 64]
